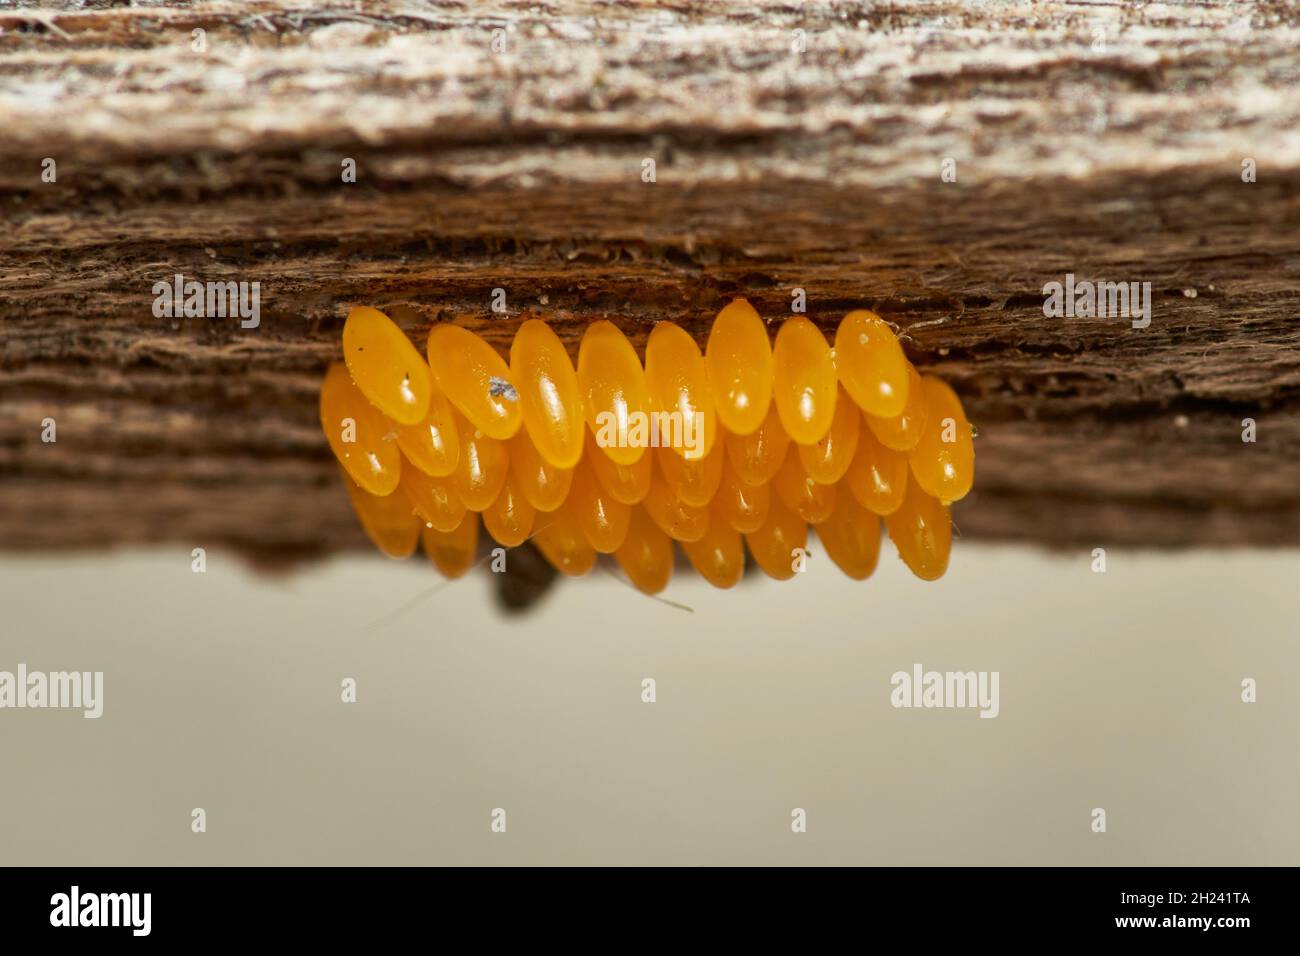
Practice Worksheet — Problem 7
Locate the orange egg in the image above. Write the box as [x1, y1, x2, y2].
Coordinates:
[427, 323, 522, 441]
[645, 320, 717, 459]
[682, 505, 745, 589]
[342, 305, 432, 425]
[452, 411, 509, 511]
[510, 318, 584, 469]
[615, 506, 674, 595]
[798, 385, 860, 484]
[724, 400, 790, 487]
[320, 361, 401, 496]
[884, 476, 951, 581]
[773, 445, 838, 524]
[772, 316, 837, 445]
[834, 309, 909, 418]
[395, 379, 460, 477]
[481, 470, 536, 548]
[744, 496, 808, 581]
[655, 435, 725, 508]
[398, 454, 467, 532]
[577, 320, 650, 466]
[422, 514, 479, 579]
[705, 297, 774, 436]
[340, 467, 420, 558]
[567, 457, 632, 553]
[713, 456, 770, 533]
[864, 361, 928, 452]
[908, 376, 975, 503]
[532, 500, 598, 576]
[816, 490, 881, 580]
[509, 430, 573, 512]
[642, 469, 710, 542]
[845, 424, 909, 516]
[584, 429, 652, 505]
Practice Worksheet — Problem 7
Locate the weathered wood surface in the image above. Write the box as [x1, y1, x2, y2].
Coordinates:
[1, 0, 1299, 559]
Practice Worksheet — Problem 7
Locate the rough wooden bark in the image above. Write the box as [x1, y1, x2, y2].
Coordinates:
[2, 0, 1299, 561]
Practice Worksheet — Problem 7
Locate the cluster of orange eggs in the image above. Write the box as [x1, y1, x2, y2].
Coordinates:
[320, 300, 974, 592]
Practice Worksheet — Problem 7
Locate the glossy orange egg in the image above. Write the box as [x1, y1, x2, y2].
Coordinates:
[834, 309, 909, 419]
[398, 454, 467, 532]
[320, 361, 401, 496]
[884, 476, 951, 581]
[845, 424, 909, 516]
[655, 436, 725, 507]
[567, 457, 632, 553]
[481, 470, 536, 548]
[615, 506, 674, 595]
[705, 297, 774, 436]
[713, 456, 770, 533]
[422, 514, 479, 579]
[816, 490, 881, 580]
[342, 305, 432, 425]
[642, 469, 710, 543]
[577, 320, 650, 466]
[395, 380, 460, 477]
[452, 411, 509, 511]
[744, 496, 808, 581]
[724, 400, 790, 487]
[772, 316, 837, 445]
[864, 361, 928, 452]
[773, 445, 838, 524]
[584, 429, 652, 505]
[645, 320, 717, 459]
[427, 323, 522, 441]
[682, 506, 745, 589]
[532, 500, 598, 576]
[340, 467, 420, 559]
[510, 318, 584, 469]
[908, 376, 975, 503]
[797, 384, 860, 484]
[509, 430, 573, 512]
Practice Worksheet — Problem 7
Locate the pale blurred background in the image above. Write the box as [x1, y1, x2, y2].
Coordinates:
[1, 543, 1296, 866]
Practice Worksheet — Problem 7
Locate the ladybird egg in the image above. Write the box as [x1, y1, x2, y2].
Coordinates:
[508, 430, 573, 512]
[398, 453, 467, 532]
[773, 445, 838, 524]
[908, 376, 974, 503]
[772, 316, 837, 445]
[816, 489, 881, 580]
[642, 468, 710, 542]
[481, 470, 535, 548]
[577, 320, 650, 466]
[797, 384, 860, 485]
[655, 435, 725, 508]
[845, 423, 909, 516]
[682, 505, 745, 589]
[714, 456, 770, 533]
[532, 500, 598, 576]
[724, 400, 790, 486]
[864, 361, 928, 452]
[645, 320, 718, 459]
[615, 505, 674, 595]
[427, 324, 522, 441]
[568, 457, 632, 553]
[421, 513, 479, 579]
[320, 361, 401, 496]
[884, 476, 951, 581]
[705, 297, 773, 436]
[744, 495, 808, 581]
[340, 467, 420, 559]
[834, 309, 909, 418]
[342, 306, 432, 425]
[584, 429, 651, 505]
[510, 318, 584, 469]
[395, 377, 460, 477]
[451, 411, 509, 511]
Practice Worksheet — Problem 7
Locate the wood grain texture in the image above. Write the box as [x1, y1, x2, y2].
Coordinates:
[2, 0, 1298, 560]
